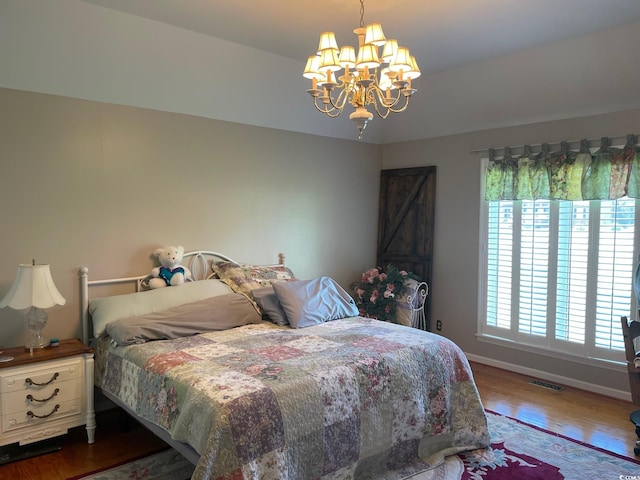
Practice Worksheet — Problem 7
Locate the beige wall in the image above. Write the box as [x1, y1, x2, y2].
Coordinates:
[1, 0, 637, 401]
[2, 84, 637, 397]
[1, 88, 637, 398]
[382, 108, 640, 395]
[0, 87, 381, 347]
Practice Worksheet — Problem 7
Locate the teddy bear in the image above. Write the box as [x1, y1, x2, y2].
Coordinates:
[148, 245, 193, 289]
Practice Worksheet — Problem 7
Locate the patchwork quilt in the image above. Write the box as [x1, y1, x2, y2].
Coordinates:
[95, 317, 489, 479]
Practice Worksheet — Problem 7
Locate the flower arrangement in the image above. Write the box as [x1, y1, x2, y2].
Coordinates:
[351, 265, 418, 323]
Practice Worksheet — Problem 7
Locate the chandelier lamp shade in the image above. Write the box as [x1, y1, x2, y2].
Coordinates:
[303, 0, 421, 140]
[0, 262, 66, 350]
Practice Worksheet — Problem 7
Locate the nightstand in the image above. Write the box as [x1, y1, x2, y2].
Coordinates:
[0, 338, 95, 447]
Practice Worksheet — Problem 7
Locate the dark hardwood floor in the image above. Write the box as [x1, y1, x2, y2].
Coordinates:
[0, 361, 637, 479]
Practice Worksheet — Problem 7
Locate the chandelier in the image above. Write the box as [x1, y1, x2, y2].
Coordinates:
[303, 0, 421, 140]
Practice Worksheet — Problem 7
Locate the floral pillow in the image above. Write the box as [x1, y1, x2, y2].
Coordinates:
[212, 261, 296, 297]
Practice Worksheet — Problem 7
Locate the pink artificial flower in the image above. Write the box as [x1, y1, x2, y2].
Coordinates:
[362, 268, 380, 284]
[400, 270, 408, 276]
[370, 290, 379, 303]
[378, 273, 387, 282]
[356, 288, 365, 299]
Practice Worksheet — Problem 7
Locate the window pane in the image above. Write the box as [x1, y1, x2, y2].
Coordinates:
[486, 201, 513, 329]
[519, 200, 549, 337]
[555, 201, 589, 344]
[594, 199, 634, 350]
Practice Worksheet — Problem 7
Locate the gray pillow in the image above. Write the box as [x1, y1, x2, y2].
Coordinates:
[251, 286, 289, 326]
[89, 279, 234, 337]
[271, 277, 358, 329]
[105, 293, 261, 345]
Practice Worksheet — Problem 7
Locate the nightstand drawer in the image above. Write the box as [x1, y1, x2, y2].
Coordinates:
[1, 359, 80, 394]
[2, 379, 81, 414]
[2, 399, 81, 432]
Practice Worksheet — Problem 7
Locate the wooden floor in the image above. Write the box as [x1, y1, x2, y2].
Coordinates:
[0, 361, 638, 479]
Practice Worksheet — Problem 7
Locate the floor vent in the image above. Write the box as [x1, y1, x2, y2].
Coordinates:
[529, 379, 565, 391]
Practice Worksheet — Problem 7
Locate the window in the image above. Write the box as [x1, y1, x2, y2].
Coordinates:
[479, 138, 640, 364]
[481, 195, 638, 364]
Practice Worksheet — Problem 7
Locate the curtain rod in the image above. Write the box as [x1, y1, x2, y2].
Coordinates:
[469, 134, 638, 155]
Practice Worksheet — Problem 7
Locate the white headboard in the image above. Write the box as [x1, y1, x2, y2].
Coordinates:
[79, 251, 286, 345]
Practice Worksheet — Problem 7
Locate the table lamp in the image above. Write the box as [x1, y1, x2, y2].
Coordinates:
[0, 261, 66, 352]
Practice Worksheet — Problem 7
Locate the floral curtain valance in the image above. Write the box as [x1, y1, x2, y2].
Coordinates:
[485, 134, 639, 201]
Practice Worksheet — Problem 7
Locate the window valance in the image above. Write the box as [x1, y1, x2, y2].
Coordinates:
[485, 134, 639, 201]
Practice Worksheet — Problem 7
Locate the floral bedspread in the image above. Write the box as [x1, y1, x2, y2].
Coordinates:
[95, 317, 489, 480]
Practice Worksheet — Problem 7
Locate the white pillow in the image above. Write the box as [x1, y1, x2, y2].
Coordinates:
[271, 277, 358, 328]
[89, 279, 234, 337]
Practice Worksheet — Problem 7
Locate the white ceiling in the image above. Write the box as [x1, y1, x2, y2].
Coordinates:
[77, 0, 640, 143]
[82, 0, 640, 72]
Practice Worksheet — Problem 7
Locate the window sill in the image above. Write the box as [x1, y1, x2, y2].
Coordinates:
[476, 333, 626, 373]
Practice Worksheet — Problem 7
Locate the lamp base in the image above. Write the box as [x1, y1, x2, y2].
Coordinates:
[24, 306, 49, 350]
[24, 340, 49, 351]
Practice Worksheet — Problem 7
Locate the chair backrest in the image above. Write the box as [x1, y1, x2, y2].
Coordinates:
[621, 316, 640, 366]
[621, 315, 640, 406]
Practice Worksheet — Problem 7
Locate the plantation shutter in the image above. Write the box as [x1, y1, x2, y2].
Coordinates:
[555, 201, 589, 344]
[593, 199, 635, 353]
[518, 200, 550, 338]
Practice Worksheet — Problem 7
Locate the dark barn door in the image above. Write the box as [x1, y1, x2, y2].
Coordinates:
[377, 166, 436, 330]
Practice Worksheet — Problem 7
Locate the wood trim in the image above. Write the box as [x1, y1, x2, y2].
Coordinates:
[0, 339, 93, 369]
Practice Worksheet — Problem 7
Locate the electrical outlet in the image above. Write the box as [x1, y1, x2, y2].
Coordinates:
[436, 320, 442, 331]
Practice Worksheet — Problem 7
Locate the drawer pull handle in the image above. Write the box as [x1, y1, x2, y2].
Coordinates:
[25, 372, 59, 386]
[26, 388, 60, 403]
[27, 404, 60, 419]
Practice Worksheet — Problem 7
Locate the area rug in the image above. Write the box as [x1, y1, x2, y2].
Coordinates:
[66, 448, 195, 480]
[68, 411, 640, 480]
[411, 410, 640, 479]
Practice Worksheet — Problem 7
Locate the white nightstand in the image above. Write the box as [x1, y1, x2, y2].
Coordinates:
[0, 338, 95, 447]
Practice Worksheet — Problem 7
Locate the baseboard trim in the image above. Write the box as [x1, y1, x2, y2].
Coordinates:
[465, 353, 632, 402]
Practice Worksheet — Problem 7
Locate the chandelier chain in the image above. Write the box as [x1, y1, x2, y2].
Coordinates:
[359, 0, 365, 28]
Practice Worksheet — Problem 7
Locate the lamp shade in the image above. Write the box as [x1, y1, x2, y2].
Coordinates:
[317, 32, 338, 53]
[318, 48, 341, 73]
[0, 264, 66, 310]
[364, 23, 386, 47]
[355, 43, 380, 69]
[381, 39, 398, 63]
[404, 55, 421, 80]
[338, 46, 357, 68]
[303, 55, 323, 80]
[388, 46, 413, 73]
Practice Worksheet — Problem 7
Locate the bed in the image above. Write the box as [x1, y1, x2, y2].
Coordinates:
[80, 251, 489, 480]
